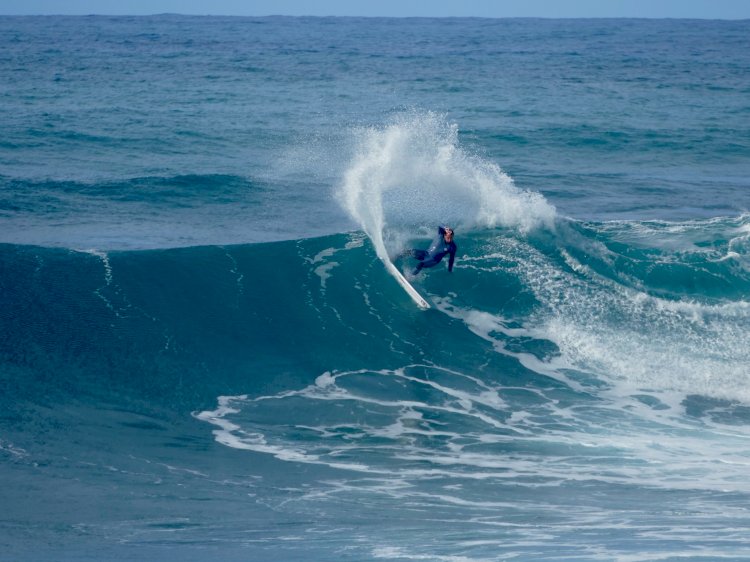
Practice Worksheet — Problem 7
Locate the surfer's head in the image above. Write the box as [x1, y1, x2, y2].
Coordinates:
[443, 227, 454, 242]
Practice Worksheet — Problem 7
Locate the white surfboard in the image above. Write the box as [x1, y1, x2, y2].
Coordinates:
[384, 259, 430, 309]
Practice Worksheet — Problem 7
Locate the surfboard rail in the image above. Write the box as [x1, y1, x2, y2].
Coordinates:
[384, 259, 430, 309]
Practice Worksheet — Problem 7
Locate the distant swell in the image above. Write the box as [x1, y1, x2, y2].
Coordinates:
[0, 174, 290, 250]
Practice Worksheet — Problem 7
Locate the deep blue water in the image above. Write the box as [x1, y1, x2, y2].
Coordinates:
[1, 15, 750, 561]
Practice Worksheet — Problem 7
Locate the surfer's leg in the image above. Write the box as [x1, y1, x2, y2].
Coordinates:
[410, 250, 433, 275]
[412, 256, 440, 275]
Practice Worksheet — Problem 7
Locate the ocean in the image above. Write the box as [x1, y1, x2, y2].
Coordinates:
[1, 15, 750, 561]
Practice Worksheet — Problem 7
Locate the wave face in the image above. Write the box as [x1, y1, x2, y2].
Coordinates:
[3, 211, 750, 560]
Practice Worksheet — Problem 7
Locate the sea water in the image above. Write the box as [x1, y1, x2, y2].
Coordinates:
[1, 15, 750, 561]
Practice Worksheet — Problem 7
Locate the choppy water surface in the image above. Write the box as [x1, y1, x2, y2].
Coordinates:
[1, 15, 749, 561]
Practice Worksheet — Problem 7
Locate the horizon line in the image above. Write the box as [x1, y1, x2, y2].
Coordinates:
[2, 13, 749, 21]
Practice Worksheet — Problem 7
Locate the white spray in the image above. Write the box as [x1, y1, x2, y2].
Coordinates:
[337, 111, 556, 261]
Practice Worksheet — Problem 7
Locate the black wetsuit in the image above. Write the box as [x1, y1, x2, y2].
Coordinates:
[411, 226, 457, 275]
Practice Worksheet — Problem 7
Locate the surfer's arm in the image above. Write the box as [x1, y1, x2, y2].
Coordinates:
[448, 244, 456, 272]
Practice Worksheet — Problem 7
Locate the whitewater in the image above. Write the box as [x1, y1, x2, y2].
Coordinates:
[2, 15, 750, 562]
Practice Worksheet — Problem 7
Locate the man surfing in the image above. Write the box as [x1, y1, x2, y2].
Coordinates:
[407, 226, 457, 276]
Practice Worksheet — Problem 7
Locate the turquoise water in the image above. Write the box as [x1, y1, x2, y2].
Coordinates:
[1, 16, 750, 561]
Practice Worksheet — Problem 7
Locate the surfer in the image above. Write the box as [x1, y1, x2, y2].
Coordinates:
[408, 226, 456, 275]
